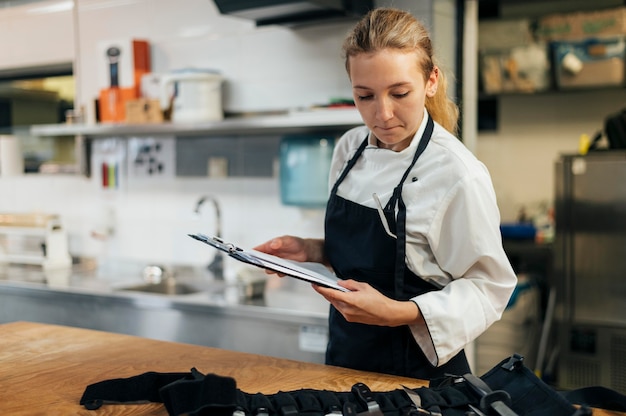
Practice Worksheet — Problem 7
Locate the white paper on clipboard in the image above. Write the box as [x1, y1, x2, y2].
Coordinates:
[188, 233, 349, 292]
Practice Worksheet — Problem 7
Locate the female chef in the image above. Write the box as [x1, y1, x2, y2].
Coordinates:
[255, 7, 517, 379]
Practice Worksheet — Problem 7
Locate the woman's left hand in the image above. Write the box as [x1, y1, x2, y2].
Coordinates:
[312, 279, 420, 327]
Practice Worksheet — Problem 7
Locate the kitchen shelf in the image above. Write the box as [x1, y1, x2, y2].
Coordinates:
[30, 108, 363, 138]
[476, 0, 625, 131]
[479, 84, 626, 100]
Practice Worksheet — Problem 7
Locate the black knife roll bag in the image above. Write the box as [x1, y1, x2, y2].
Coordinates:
[80, 354, 626, 416]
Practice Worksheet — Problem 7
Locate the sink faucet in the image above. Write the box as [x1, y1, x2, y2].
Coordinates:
[194, 195, 224, 278]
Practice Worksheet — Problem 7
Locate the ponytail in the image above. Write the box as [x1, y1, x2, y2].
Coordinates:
[426, 66, 459, 135]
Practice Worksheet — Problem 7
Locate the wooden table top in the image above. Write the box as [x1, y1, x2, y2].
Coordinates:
[1, 321, 427, 415]
[1, 321, 623, 416]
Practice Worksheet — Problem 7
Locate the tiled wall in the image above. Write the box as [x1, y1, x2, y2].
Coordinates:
[0, 172, 326, 269]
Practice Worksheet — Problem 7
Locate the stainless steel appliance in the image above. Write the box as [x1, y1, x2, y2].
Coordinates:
[554, 152, 626, 394]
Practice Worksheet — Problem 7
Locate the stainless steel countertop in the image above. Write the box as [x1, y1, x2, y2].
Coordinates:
[0, 260, 330, 363]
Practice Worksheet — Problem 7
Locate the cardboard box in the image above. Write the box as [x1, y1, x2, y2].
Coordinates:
[553, 36, 625, 89]
[480, 43, 551, 94]
[125, 99, 163, 124]
[98, 87, 136, 123]
[537, 7, 626, 41]
[479, 18, 534, 50]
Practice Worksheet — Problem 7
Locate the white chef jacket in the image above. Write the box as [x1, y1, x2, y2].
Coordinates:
[328, 110, 517, 367]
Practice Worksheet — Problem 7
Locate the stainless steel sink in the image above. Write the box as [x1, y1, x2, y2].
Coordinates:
[112, 264, 268, 299]
[113, 265, 217, 296]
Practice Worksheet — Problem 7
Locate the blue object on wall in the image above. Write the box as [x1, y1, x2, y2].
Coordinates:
[279, 135, 336, 208]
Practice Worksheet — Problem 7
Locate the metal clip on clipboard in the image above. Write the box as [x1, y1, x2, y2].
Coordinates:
[188, 234, 264, 269]
[189, 233, 242, 253]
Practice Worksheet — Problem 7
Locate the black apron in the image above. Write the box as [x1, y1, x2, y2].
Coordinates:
[323, 115, 470, 379]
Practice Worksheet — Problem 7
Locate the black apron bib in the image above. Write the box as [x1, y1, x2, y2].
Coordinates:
[324, 115, 470, 379]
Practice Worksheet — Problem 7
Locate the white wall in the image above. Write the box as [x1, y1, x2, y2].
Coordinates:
[74, 0, 357, 121]
[0, 0, 357, 268]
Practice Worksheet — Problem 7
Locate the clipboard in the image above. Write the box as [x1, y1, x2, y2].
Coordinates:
[188, 233, 349, 292]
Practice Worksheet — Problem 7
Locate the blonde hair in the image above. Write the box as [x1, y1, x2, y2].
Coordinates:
[342, 7, 459, 135]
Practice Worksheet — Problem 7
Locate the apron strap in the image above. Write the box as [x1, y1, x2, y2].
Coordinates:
[384, 115, 434, 211]
[329, 135, 369, 195]
[386, 115, 434, 298]
[399, 115, 434, 189]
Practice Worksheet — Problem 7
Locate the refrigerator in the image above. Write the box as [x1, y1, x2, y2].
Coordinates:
[554, 152, 626, 394]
